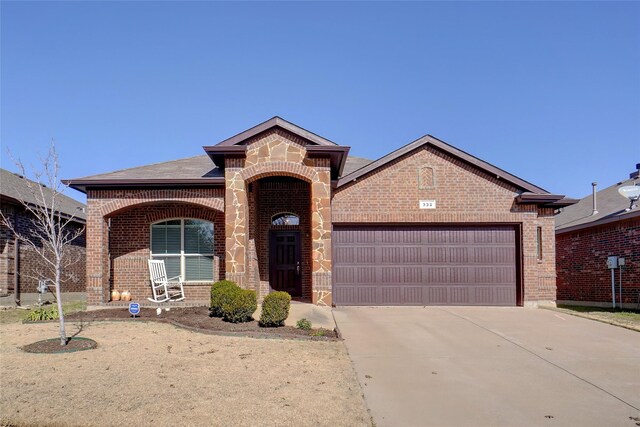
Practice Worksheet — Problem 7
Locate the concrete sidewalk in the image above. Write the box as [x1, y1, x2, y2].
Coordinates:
[334, 306, 640, 427]
[284, 301, 335, 330]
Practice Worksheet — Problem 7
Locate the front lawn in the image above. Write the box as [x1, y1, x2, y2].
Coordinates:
[0, 321, 370, 427]
[552, 305, 640, 331]
[0, 300, 86, 324]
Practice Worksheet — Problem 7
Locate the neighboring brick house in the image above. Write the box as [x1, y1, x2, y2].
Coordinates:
[0, 168, 86, 298]
[556, 165, 640, 309]
[65, 117, 574, 307]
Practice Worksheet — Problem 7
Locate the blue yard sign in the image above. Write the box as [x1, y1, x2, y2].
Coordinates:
[129, 302, 140, 317]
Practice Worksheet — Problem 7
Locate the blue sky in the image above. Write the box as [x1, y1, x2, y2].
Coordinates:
[2, 1, 639, 203]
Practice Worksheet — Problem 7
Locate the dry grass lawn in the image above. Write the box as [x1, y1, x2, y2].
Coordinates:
[0, 321, 370, 427]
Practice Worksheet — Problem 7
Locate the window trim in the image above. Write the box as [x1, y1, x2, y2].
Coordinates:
[149, 218, 215, 282]
[536, 226, 543, 261]
[271, 212, 300, 226]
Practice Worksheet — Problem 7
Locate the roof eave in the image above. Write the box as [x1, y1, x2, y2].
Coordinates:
[556, 209, 640, 234]
[63, 178, 225, 194]
[337, 135, 549, 194]
[214, 117, 338, 147]
[516, 193, 578, 208]
[305, 146, 351, 179]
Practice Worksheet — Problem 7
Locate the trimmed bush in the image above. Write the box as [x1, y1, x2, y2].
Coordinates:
[210, 280, 240, 317]
[259, 291, 291, 327]
[222, 289, 257, 323]
[296, 318, 312, 331]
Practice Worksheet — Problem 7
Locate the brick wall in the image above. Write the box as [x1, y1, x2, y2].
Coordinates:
[108, 202, 225, 302]
[332, 145, 557, 305]
[556, 216, 640, 306]
[85, 188, 225, 305]
[0, 200, 85, 295]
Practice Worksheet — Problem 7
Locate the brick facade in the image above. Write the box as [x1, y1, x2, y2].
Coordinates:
[556, 216, 639, 307]
[85, 188, 225, 305]
[80, 123, 561, 308]
[0, 200, 86, 296]
[332, 146, 557, 305]
[108, 203, 225, 302]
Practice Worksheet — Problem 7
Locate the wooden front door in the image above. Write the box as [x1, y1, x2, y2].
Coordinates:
[269, 231, 302, 296]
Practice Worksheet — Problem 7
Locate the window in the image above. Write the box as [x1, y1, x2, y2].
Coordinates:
[536, 226, 543, 261]
[151, 219, 214, 281]
[271, 213, 300, 226]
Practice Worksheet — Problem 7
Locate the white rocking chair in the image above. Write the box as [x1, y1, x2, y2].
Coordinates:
[148, 259, 186, 302]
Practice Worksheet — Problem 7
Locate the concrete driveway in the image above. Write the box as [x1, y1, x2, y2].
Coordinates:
[333, 306, 640, 427]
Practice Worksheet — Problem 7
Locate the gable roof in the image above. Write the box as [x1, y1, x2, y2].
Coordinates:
[555, 174, 640, 233]
[213, 116, 338, 147]
[339, 134, 547, 193]
[0, 168, 86, 221]
[64, 154, 370, 193]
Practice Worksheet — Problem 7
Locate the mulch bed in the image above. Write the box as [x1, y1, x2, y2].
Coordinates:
[64, 307, 339, 341]
[22, 337, 97, 354]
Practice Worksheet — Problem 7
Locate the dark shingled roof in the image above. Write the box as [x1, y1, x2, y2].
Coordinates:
[0, 168, 86, 221]
[341, 156, 372, 176]
[71, 155, 222, 181]
[67, 154, 372, 183]
[555, 174, 640, 233]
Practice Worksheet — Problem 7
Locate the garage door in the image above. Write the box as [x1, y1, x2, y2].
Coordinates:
[333, 225, 517, 306]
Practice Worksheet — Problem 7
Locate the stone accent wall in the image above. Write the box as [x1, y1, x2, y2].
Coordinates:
[245, 130, 307, 166]
[556, 216, 639, 307]
[311, 160, 332, 305]
[0, 200, 85, 296]
[85, 188, 224, 305]
[332, 146, 557, 306]
[224, 160, 248, 287]
[222, 129, 333, 304]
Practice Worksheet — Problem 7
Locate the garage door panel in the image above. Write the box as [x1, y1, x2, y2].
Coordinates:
[333, 225, 517, 306]
[428, 287, 448, 304]
[423, 247, 447, 263]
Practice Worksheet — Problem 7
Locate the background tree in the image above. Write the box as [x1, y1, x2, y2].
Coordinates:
[0, 142, 84, 345]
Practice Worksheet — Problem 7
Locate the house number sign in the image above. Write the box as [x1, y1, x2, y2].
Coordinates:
[419, 200, 437, 209]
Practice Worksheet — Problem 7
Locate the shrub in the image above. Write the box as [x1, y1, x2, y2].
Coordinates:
[296, 318, 312, 331]
[222, 289, 257, 323]
[210, 280, 240, 317]
[310, 328, 327, 337]
[259, 292, 291, 327]
[26, 306, 59, 321]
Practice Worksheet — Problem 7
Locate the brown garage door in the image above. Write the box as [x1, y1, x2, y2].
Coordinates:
[333, 225, 517, 306]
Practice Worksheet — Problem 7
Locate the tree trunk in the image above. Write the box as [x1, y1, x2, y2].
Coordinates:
[55, 265, 67, 346]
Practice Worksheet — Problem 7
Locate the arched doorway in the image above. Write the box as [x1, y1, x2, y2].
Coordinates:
[248, 176, 311, 299]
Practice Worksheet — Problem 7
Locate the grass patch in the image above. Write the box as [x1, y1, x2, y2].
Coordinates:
[554, 305, 640, 330]
[0, 300, 86, 324]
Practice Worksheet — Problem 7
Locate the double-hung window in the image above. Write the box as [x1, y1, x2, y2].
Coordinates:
[150, 219, 214, 281]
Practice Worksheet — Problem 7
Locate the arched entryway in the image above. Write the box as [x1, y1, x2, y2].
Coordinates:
[247, 176, 311, 299]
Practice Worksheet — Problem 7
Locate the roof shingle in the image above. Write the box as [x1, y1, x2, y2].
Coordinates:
[0, 168, 86, 221]
[555, 175, 640, 232]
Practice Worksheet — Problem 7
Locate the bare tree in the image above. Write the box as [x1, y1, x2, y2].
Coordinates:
[1, 141, 84, 346]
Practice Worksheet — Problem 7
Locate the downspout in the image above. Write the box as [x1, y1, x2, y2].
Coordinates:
[591, 182, 598, 216]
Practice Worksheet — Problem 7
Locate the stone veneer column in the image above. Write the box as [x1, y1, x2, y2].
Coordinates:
[311, 159, 332, 305]
[224, 159, 248, 287]
[86, 202, 109, 305]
